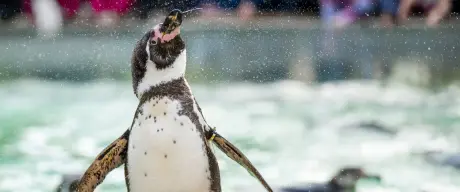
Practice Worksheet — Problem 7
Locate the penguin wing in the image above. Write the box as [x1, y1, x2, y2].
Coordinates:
[210, 131, 274, 192]
[75, 129, 130, 192]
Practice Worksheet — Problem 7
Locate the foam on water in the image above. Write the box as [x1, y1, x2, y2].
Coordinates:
[0, 79, 460, 192]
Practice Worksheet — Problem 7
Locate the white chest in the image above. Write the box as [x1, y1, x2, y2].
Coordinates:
[127, 97, 212, 192]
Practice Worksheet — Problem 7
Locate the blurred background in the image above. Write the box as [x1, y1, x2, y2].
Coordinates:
[1, 0, 460, 192]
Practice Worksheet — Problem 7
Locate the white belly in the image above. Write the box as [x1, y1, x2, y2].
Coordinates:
[127, 97, 212, 192]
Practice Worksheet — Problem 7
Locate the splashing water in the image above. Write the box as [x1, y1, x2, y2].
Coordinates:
[0, 79, 460, 192]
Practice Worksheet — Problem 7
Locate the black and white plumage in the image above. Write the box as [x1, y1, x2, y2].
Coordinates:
[126, 9, 221, 192]
[69, 9, 273, 192]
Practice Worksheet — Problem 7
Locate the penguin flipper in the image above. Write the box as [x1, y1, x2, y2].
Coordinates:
[75, 129, 130, 192]
[211, 131, 273, 192]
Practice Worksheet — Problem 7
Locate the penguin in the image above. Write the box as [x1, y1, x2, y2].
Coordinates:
[72, 9, 273, 192]
[279, 167, 381, 192]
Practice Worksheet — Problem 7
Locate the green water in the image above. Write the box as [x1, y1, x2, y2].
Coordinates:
[0, 79, 460, 192]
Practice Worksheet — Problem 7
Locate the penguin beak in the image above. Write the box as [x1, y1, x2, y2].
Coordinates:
[161, 11, 181, 38]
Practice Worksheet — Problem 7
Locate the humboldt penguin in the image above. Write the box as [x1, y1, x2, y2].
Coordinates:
[71, 9, 273, 192]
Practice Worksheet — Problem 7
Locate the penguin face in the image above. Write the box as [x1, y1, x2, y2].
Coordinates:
[147, 23, 185, 65]
[145, 9, 186, 69]
[130, 27, 185, 97]
[130, 10, 186, 98]
[160, 9, 183, 35]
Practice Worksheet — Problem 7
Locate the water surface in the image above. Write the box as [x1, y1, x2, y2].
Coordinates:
[0, 79, 459, 192]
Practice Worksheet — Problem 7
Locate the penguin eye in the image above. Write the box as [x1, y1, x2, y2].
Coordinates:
[150, 31, 157, 45]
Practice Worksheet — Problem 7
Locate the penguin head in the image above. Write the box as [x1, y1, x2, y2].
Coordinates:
[329, 167, 381, 190]
[131, 9, 186, 98]
[160, 9, 183, 35]
[147, 8, 185, 66]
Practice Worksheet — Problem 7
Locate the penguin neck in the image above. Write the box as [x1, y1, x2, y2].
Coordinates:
[137, 49, 187, 99]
